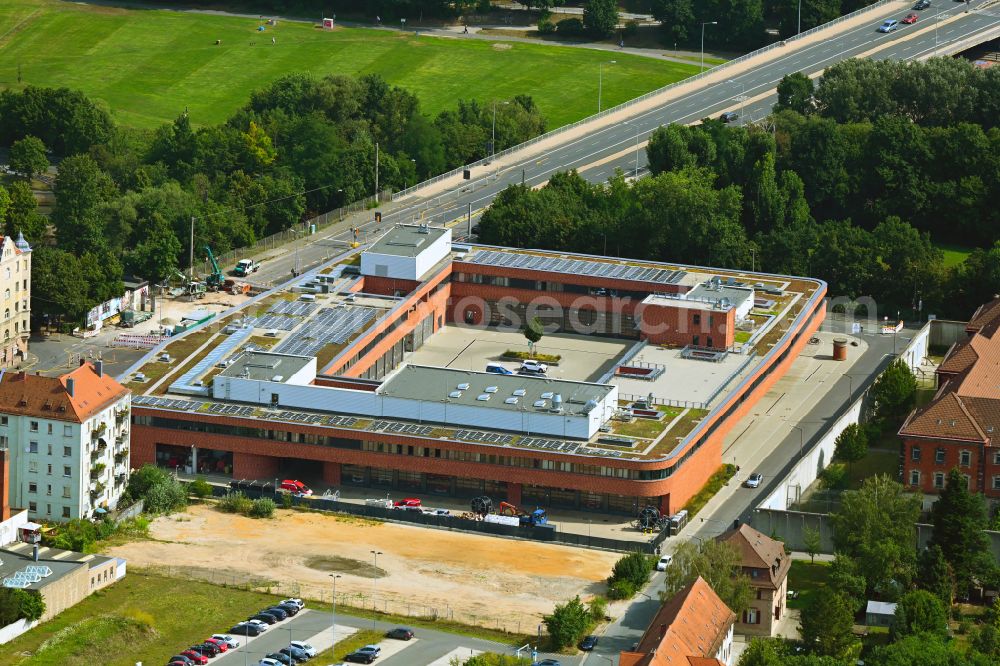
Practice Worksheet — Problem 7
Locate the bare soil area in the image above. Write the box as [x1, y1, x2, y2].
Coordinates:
[107, 505, 617, 626]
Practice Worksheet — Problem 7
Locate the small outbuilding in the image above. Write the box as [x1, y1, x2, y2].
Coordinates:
[865, 600, 897, 627]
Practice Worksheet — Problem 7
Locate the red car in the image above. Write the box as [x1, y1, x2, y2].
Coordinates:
[180, 651, 208, 665]
[393, 497, 421, 508]
[278, 479, 312, 495]
[205, 638, 229, 652]
[901, 13, 918, 23]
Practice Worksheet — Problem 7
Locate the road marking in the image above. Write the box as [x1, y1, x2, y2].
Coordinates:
[427, 647, 484, 665]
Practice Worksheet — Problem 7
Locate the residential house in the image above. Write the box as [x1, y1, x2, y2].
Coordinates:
[716, 523, 790, 637]
[0, 232, 31, 367]
[619, 576, 735, 666]
[0, 361, 130, 521]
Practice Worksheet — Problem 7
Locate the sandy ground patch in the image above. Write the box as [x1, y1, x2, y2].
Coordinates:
[107, 504, 617, 628]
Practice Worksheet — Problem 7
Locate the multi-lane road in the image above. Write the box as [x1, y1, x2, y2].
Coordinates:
[253, 0, 999, 285]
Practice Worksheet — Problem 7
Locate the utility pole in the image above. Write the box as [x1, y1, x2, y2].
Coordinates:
[189, 216, 195, 281]
[467, 203, 472, 237]
[374, 142, 379, 204]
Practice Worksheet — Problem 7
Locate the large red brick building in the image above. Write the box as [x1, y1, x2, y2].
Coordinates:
[900, 298, 1000, 497]
[130, 225, 825, 516]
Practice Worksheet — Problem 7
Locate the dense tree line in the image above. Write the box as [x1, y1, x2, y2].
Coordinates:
[478, 58, 1000, 319]
[0, 77, 545, 325]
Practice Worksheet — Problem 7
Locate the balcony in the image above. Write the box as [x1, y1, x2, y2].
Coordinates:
[90, 463, 106, 480]
[115, 409, 129, 424]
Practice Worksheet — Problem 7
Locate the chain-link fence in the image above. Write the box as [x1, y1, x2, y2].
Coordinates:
[145, 565, 538, 636]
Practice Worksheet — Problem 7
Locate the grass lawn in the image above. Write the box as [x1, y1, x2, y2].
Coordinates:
[934, 242, 975, 269]
[313, 628, 383, 663]
[0, 0, 699, 129]
[843, 446, 899, 490]
[3, 571, 288, 666]
[787, 560, 831, 610]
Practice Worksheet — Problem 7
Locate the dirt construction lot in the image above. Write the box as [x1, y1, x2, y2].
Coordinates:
[108, 504, 617, 627]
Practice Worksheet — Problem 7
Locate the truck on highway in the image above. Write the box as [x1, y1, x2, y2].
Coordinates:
[234, 259, 259, 277]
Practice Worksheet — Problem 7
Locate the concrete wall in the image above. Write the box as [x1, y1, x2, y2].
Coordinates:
[929, 319, 969, 350]
[0, 618, 38, 645]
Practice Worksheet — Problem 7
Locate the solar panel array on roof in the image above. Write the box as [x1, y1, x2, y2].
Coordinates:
[133, 396, 204, 411]
[207, 403, 256, 417]
[249, 314, 299, 331]
[519, 437, 580, 453]
[470, 250, 686, 284]
[273, 306, 377, 357]
[577, 446, 625, 458]
[455, 430, 515, 445]
[270, 301, 318, 317]
[170, 326, 254, 395]
[367, 420, 434, 436]
[270, 410, 359, 427]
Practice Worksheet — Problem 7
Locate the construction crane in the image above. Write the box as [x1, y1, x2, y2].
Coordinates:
[204, 246, 225, 291]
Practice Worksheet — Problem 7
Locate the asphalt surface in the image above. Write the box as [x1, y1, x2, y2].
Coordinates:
[249, 0, 999, 288]
[206, 607, 576, 666]
[581, 318, 918, 663]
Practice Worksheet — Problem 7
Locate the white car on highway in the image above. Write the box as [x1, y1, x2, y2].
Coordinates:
[656, 555, 673, 571]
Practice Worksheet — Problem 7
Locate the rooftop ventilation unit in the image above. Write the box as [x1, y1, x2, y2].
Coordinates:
[449, 391, 462, 399]
[513, 389, 526, 397]
[485, 386, 498, 393]
[533, 400, 547, 408]
[457, 383, 470, 390]
[541, 392, 554, 399]
[505, 397, 519, 405]
[477, 394, 491, 401]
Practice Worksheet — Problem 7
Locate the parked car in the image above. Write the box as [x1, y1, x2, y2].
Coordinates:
[719, 111, 739, 123]
[258, 660, 283, 666]
[393, 498, 421, 508]
[179, 651, 208, 665]
[168, 658, 195, 666]
[211, 634, 241, 649]
[743, 473, 763, 488]
[278, 479, 312, 495]
[878, 18, 899, 32]
[263, 606, 289, 620]
[230, 622, 263, 636]
[249, 612, 279, 625]
[290, 641, 317, 657]
[276, 602, 300, 616]
[913, 0, 931, 8]
[656, 555, 673, 571]
[387, 627, 414, 640]
[485, 362, 514, 375]
[279, 645, 311, 662]
[265, 653, 296, 666]
[168, 662, 190, 666]
[579, 635, 598, 651]
[204, 638, 229, 652]
[519, 359, 548, 374]
[344, 652, 377, 664]
[901, 12, 919, 23]
[532, 660, 562, 666]
[246, 618, 271, 630]
[356, 645, 381, 658]
[281, 598, 306, 610]
[190, 642, 220, 657]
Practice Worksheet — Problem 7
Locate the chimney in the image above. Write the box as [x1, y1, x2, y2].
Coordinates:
[95, 360, 103, 378]
[0, 448, 10, 522]
[66, 377, 75, 398]
[79, 358, 86, 367]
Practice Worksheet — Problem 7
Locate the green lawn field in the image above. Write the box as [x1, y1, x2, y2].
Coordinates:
[0, 0, 699, 129]
[934, 241, 974, 269]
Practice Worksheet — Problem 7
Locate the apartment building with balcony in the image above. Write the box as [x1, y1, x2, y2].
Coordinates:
[0, 232, 31, 368]
[0, 361, 130, 521]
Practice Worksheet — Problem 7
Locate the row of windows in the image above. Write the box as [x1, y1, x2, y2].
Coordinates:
[0, 417, 74, 437]
[27, 501, 72, 518]
[908, 469, 972, 489]
[27, 481, 72, 497]
[911, 446, 976, 466]
[27, 461, 73, 476]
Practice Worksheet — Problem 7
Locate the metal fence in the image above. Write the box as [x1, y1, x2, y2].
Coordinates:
[619, 393, 706, 410]
[389, 0, 895, 202]
[219, 484, 656, 554]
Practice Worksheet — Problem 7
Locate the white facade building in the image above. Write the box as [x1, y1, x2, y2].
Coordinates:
[0, 362, 130, 521]
[0, 233, 31, 367]
[361, 224, 452, 281]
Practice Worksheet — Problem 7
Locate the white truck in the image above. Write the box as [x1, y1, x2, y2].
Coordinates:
[234, 259, 259, 277]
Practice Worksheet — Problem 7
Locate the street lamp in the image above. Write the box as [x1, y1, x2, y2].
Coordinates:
[798, 0, 803, 35]
[700, 22, 717, 72]
[331, 574, 341, 650]
[598, 60, 617, 112]
[789, 422, 804, 458]
[370, 550, 383, 629]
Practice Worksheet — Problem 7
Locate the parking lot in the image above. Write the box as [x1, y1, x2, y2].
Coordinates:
[209, 607, 576, 666]
[404, 325, 633, 383]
